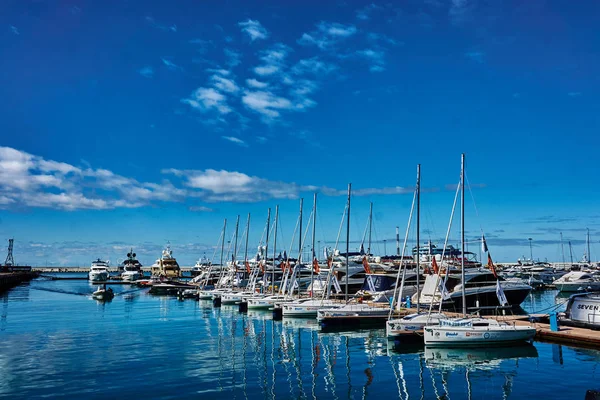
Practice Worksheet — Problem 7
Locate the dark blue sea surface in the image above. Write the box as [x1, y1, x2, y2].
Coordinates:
[1, 277, 599, 399]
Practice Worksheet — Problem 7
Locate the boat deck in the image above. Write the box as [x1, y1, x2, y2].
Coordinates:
[389, 308, 600, 349]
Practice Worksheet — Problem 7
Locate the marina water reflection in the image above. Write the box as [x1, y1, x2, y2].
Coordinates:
[1, 279, 600, 399]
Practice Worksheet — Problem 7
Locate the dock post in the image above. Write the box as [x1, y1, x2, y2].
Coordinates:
[405, 295, 411, 309]
[549, 311, 559, 331]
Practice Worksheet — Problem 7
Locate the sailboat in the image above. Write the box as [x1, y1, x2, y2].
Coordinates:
[423, 154, 536, 347]
[317, 185, 394, 329]
[387, 164, 448, 338]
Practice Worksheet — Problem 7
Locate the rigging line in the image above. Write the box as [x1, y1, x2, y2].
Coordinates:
[209, 227, 225, 264]
[287, 214, 300, 256]
[360, 209, 370, 248]
[299, 207, 314, 260]
[426, 178, 461, 316]
[465, 172, 486, 238]
[389, 186, 417, 317]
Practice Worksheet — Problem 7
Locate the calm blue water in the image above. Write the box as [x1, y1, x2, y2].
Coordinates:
[1, 277, 599, 399]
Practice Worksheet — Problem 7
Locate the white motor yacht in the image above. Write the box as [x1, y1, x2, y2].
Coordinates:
[89, 259, 110, 281]
[553, 271, 600, 292]
[121, 249, 143, 282]
[150, 244, 181, 278]
[560, 292, 600, 328]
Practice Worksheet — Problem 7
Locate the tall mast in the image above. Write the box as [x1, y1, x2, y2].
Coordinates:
[264, 208, 271, 284]
[272, 205, 278, 294]
[569, 241, 574, 264]
[416, 164, 421, 311]
[587, 228, 591, 263]
[311, 193, 317, 298]
[233, 215, 240, 266]
[299, 198, 304, 259]
[560, 232, 565, 266]
[244, 213, 251, 263]
[220, 218, 227, 268]
[345, 183, 352, 301]
[396, 226, 400, 256]
[367, 202, 373, 257]
[461, 153, 466, 317]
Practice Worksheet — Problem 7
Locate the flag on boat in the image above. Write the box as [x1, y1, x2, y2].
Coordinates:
[432, 256, 439, 275]
[366, 275, 376, 292]
[332, 275, 342, 293]
[482, 234, 488, 253]
[259, 261, 265, 273]
[327, 257, 333, 268]
[245, 261, 251, 274]
[438, 280, 451, 300]
[362, 256, 372, 274]
[487, 253, 498, 278]
[496, 279, 508, 306]
[313, 257, 320, 273]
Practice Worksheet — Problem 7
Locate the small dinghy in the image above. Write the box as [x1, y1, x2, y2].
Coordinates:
[92, 285, 114, 301]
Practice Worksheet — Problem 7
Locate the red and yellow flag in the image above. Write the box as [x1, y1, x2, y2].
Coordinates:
[362, 256, 372, 274]
[487, 253, 497, 278]
[432, 257, 439, 274]
[313, 258, 320, 273]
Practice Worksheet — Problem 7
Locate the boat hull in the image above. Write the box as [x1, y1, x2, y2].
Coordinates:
[89, 272, 109, 282]
[446, 287, 531, 311]
[556, 282, 600, 293]
[423, 326, 536, 347]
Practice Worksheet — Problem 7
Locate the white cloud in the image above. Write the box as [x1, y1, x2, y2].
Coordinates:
[0, 146, 448, 211]
[224, 48, 242, 67]
[182, 87, 232, 115]
[568, 92, 582, 97]
[353, 49, 386, 72]
[221, 136, 248, 147]
[162, 58, 182, 71]
[10, 25, 19, 35]
[138, 66, 154, 78]
[356, 4, 383, 20]
[292, 58, 337, 75]
[0, 147, 187, 211]
[238, 19, 269, 41]
[189, 206, 215, 212]
[298, 21, 357, 50]
[211, 75, 239, 93]
[246, 78, 269, 89]
[254, 65, 280, 76]
[241, 90, 294, 119]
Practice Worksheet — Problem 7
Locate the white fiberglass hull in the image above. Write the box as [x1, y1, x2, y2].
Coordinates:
[556, 281, 600, 293]
[282, 300, 342, 318]
[89, 271, 109, 281]
[423, 325, 536, 347]
[247, 296, 293, 310]
[386, 313, 447, 338]
[121, 272, 142, 282]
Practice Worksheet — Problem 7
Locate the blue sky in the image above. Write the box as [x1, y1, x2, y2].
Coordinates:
[1, 0, 599, 266]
